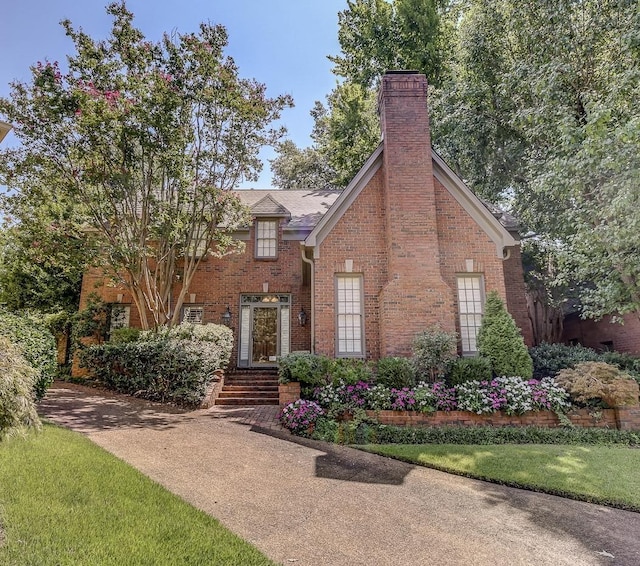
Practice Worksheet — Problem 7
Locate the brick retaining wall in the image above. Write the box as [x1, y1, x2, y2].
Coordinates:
[364, 407, 640, 431]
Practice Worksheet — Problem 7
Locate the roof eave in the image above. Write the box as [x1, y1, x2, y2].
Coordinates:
[305, 144, 384, 256]
[432, 151, 518, 258]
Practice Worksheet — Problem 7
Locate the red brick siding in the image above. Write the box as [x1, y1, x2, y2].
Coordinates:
[377, 73, 456, 356]
[314, 170, 388, 359]
[366, 408, 625, 429]
[502, 245, 535, 346]
[78, 218, 311, 368]
[562, 312, 640, 355]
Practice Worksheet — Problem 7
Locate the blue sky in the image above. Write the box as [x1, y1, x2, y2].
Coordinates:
[0, 0, 347, 187]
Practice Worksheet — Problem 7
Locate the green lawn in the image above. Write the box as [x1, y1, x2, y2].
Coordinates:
[0, 425, 275, 566]
[360, 443, 640, 511]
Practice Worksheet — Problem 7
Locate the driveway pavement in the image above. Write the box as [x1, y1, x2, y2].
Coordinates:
[39, 383, 640, 566]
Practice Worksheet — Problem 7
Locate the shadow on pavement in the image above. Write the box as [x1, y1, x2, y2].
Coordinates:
[251, 425, 413, 486]
[39, 385, 191, 433]
[474, 477, 640, 565]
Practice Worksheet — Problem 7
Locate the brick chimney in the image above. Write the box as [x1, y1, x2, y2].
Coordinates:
[377, 71, 456, 356]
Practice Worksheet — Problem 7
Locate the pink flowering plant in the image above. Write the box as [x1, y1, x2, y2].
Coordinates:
[307, 368, 570, 418]
[279, 400, 325, 434]
[456, 376, 569, 415]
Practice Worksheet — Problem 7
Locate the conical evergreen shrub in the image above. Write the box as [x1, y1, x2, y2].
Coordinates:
[477, 291, 533, 378]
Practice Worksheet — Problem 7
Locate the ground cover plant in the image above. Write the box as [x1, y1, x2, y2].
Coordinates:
[360, 443, 640, 511]
[0, 425, 275, 566]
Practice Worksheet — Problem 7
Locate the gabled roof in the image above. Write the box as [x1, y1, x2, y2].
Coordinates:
[250, 194, 291, 218]
[233, 189, 340, 230]
[304, 144, 383, 251]
[304, 146, 518, 258]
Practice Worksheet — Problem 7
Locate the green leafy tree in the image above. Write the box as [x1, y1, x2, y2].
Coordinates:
[329, 0, 451, 90]
[434, 0, 640, 320]
[477, 291, 533, 378]
[270, 140, 337, 190]
[0, 2, 292, 329]
[0, 309, 57, 400]
[0, 191, 91, 313]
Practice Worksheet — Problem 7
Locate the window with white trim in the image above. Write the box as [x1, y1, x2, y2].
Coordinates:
[182, 305, 204, 324]
[255, 219, 278, 258]
[336, 275, 364, 357]
[457, 275, 484, 355]
[109, 304, 131, 333]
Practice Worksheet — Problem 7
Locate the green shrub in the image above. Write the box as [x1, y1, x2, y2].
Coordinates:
[0, 309, 57, 401]
[0, 336, 41, 439]
[277, 352, 332, 385]
[80, 323, 233, 406]
[601, 351, 640, 381]
[110, 327, 141, 344]
[142, 323, 233, 370]
[555, 362, 639, 408]
[309, 421, 640, 447]
[411, 326, 458, 382]
[530, 342, 600, 378]
[446, 357, 492, 386]
[375, 357, 416, 388]
[477, 291, 533, 378]
[329, 358, 373, 385]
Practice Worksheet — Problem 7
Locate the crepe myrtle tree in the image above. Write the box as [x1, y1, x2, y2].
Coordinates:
[0, 2, 292, 329]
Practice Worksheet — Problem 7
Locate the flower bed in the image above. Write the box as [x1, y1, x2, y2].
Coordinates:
[278, 376, 640, 434]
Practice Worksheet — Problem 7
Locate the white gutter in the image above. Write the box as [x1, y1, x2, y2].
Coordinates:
[300, 243, 315, 354]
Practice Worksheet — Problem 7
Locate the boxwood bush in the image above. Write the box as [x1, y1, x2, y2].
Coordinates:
[278, 352, 332, 385]
[446, 357, 492, 386]
[376, 357, 416, 389]
[0, 309, 57, 401]
[80, 323, 233, 406]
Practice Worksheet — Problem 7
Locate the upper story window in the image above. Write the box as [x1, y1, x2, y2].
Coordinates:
[255, 219, 278, 259]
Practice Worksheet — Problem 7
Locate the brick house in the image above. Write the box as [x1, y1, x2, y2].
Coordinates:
[79, 71, 533, 369]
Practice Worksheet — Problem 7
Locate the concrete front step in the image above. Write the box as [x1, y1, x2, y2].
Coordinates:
[215, 371, 280, 406]
[215, 397, 279, 406]
[217, 390, 278, 399]
[221, 385, 279, 392]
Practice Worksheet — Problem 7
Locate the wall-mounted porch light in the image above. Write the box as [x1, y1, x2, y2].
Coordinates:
[297, 307, 307, 327]
[221, 305, 232, 327]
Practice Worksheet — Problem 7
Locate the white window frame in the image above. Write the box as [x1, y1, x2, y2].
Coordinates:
[182, 305, 204, 324]
[109, 304, 131, 334]
[335, 274, 364, 357]
[255, 219, 278, 259]
[456, 275, 485, 355]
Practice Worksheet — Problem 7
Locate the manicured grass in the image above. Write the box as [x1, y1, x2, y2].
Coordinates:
[360, 443, 640, 511]
[0, 425, 275, 566]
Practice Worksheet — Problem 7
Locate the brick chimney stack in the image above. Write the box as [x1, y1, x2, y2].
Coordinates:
[377, 71, 455, 356]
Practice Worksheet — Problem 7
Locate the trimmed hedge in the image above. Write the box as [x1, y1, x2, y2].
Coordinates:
[80, 323, 233, 406]
[278, 352, 331, 385]
[310, 419, 640, 447]
[0, 309, 57, 401]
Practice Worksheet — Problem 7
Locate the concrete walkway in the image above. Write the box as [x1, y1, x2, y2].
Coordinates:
[39, 383, 640, 566]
